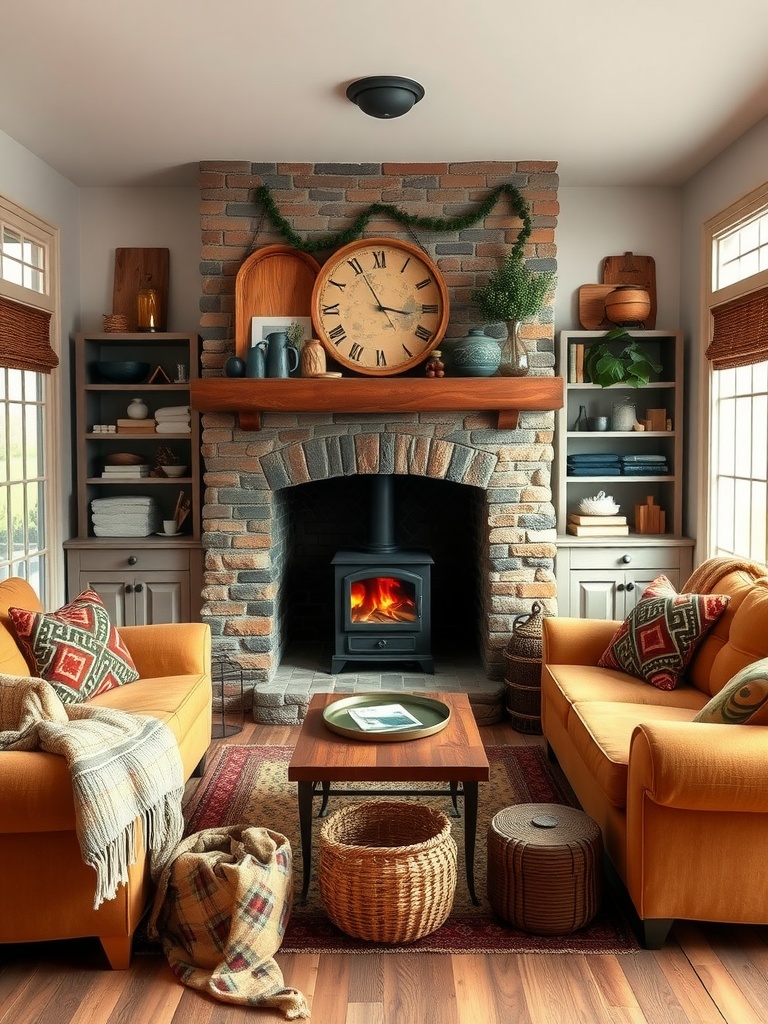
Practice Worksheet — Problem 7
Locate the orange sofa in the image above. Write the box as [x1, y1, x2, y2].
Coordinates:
[541, 558, 768, 947]
[0, 578, 212, 968]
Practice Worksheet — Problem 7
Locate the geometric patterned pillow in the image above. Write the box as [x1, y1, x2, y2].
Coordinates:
[693, 657, 768, 725]
[7, 590, 139, 704]
[597, 575, 731, 691]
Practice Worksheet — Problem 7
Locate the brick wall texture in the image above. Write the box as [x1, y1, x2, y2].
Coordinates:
[196, 161, 559, 681]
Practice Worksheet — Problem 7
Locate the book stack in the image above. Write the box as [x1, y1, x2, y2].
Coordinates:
[101, 464, 149, 480]
[566, 512, 629, 537]
[117, 418, 155, 435]
[568, 342, 587, 383]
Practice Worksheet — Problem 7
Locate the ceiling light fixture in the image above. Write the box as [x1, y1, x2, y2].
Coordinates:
[345, 76, 425, 119]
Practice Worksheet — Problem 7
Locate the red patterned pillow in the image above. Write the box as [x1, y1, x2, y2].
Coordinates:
[8, 590, 139, 703]
[597, 575, 730, 691]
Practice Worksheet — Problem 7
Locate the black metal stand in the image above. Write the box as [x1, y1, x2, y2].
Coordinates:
[211, 659, 244, 738]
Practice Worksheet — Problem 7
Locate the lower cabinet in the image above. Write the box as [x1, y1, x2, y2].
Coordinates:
[64, 540, 204, 626]
[555, 540, 695, 619]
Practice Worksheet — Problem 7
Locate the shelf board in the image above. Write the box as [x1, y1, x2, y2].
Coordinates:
[87, 477, 192, 485]
[86, 433, 192, 440]
[566, 430, 674, 438]
[190, 375, 565, 431]
[567, 475, 673, 483]
[567, 381, 675, 390]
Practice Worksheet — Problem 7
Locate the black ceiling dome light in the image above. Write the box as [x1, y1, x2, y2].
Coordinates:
[346, 76, 425, 119]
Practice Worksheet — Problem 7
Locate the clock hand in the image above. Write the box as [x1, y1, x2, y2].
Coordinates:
[360, 274, 396, 328]
[379, 305, 412, 315]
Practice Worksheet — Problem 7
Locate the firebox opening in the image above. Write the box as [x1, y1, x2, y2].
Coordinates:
[350, 576, 417, 624]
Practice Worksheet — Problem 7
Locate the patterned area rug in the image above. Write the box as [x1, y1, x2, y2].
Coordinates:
[182, 743, 640, 954]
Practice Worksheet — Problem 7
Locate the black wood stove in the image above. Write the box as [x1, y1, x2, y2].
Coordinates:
[331, 475, 434, 673]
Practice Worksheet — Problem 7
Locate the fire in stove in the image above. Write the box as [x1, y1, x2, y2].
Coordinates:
[350, 576, 417, 624]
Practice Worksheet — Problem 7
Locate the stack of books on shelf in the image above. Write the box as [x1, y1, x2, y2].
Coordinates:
[117, 418, 155, 435]
[566, 513, 629, 537]
[101, 464, 149, 480]
[568, 342, 587, 383]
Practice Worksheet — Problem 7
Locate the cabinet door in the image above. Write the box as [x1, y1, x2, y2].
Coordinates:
[133, 574, 189, 625]
[622, 568, 681, 614]
[77, 574, 135, 626]
[569, 571, 623, 620]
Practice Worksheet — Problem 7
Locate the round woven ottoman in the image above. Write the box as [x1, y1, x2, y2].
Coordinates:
[487, 803, 603, 935]
[318, 800, 457, 944]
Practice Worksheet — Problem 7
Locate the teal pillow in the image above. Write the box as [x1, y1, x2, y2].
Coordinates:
[694, 657, 768, 725]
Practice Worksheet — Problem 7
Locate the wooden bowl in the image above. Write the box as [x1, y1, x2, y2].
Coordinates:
[105, 452, 146, 466]
[604, 286, 651, 326]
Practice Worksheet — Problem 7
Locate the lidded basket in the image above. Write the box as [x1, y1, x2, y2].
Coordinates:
[503, 601, 547, 734]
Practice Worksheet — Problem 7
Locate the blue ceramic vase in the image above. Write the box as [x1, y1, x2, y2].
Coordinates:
[451, 328, 501, 377]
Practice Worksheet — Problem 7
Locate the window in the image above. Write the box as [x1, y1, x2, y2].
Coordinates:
[0, 197, 60, 600]
[705, 183, 768, 564]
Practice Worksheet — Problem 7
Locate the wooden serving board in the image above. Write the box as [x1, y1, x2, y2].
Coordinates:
[602, 251, 657, 328]
[112, 247, 169, 331]
[578, 284, 614, 330]
[235, 245, 321, 360]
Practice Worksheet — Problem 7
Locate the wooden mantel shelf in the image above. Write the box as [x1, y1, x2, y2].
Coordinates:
[190, 376, 565, 431]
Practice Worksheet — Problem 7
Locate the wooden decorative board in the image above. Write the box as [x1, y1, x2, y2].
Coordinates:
[578, 284, 614, 330]
[602, 251, 657, 329]
[112, 247, 169, 332]
[235, 245, 321, 360]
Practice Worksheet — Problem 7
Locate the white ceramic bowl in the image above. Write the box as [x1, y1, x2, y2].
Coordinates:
[161, 465, 188, 478]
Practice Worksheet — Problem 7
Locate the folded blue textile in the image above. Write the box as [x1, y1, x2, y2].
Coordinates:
[620, 454, 668, 463]
[621, 464, 669, 475]
[568, 466, 622, 476]
[567, 453, 621, 463]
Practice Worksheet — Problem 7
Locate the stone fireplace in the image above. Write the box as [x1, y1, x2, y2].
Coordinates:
[194, 160, 560, 702]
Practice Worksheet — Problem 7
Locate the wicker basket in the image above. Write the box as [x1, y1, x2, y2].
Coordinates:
[318, 800, 457, 944]
[102, 313, 129, 333]
[503, 601, 547, 734]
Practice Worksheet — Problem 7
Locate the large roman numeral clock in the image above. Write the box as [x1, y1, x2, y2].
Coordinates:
[310, 238, 449, 375]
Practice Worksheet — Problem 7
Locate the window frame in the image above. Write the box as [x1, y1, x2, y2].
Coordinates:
[702, 181, 768, 563]
[0, 194, 62, 604]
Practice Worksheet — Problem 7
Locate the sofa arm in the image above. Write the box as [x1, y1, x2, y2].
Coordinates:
[118, 622, 211, 680]
[629, 720, 768, 813]
[542, 616, 622, 667]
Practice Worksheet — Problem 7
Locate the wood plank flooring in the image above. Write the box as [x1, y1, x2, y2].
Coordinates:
[2, 719, 768, 1024]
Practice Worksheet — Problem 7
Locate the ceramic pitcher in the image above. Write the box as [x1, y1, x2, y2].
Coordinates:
[265, 331, 300, 378]
[245, 341, 267, 378]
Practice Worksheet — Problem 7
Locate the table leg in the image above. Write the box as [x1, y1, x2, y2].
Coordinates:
[464, 781, 480, 905]
[318, 781, 331, 817]
[297, 781, 314, 904]
[448, 781, 460, 817]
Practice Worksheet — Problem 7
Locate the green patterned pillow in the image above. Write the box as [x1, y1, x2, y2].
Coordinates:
[693, 658, 768, 725]
[8, 590, 139, 704]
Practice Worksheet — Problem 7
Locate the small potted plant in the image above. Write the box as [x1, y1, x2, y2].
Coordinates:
[585, 328, 661, 387]
[470, 250, 556, 376]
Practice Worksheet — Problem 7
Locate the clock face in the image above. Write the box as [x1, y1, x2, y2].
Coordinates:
[311, 238, 449, 375]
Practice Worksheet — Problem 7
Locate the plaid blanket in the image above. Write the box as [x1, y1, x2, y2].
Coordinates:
[147, 826, 309, 1019]
[0, 674, 184, 908]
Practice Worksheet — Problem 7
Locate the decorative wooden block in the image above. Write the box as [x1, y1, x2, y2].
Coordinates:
[646, 408, 667, 432]
[634, 495, 666, 534]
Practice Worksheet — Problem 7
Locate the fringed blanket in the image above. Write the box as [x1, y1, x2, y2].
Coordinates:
[147, 826, 310, 1019]
[684, 556, 768, 594]
[0, 674, 184, 907]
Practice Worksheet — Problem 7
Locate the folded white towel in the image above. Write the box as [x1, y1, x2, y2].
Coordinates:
[155, 406, 191, 421]
[93, 525, 156, 537]
[91, 496, 156, 510]
[155, 422, 191, 434]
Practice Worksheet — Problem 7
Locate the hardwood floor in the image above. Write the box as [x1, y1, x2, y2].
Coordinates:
[3, 719, 768, 1024]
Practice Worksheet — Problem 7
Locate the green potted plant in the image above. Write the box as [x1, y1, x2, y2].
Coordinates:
[585, 328, 662, 387]
[470, 250, 556, 376]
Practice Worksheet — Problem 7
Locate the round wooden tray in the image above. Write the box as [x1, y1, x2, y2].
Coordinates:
[234, 244, 320, 360]
[322, 692, 451, 742]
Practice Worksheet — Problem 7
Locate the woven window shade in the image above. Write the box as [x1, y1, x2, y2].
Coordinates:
[707, 287, 768, 370]
[0, 296, 58, 373]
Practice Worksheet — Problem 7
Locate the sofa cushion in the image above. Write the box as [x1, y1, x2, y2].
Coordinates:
[0, 578, 43, 677]
[708, 581, 768, 694]
[693, 657, 768, 725]
[567, 701, 699, 809]
[8, 590, 139, 704]
[543, 663, 708, 730]
[597, 576, 730, 691]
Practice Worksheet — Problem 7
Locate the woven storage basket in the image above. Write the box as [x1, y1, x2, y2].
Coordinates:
[487, 803, 603, 935]
[318, 800, 457, 944]
[503, 601, 547, 734]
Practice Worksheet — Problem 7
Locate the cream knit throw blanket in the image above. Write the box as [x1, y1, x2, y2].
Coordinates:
[0, 674, 184, 908]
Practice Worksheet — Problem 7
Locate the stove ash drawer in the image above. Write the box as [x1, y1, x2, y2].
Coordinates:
[347, 635, 417, 653]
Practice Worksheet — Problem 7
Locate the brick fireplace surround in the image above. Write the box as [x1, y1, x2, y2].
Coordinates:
[195, 160, 559, 720]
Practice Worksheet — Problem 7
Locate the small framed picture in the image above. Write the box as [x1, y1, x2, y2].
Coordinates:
[250, 316, 312, 349]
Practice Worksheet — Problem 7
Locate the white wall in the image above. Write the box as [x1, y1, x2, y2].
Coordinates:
[79, 187, 200, 333]
[0, 128, 81, 597]
[680, 116, 768, 545]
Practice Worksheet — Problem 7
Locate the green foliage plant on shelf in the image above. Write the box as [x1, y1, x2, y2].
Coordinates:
[585, 328, 662, 387]
[470, 250, 555, 324]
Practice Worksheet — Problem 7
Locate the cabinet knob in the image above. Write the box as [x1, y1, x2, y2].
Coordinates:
[125, 584, 134, 594]
[376, 639, 387, 648]
[127, 555, 138, 565]
[616, 583, 625, 592]
[135, 582, 144, 593]
[621, 554, 632, 564]
[626, 582, 635, 592]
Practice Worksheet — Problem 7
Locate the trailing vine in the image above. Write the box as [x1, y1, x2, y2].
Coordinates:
[254, 182, 533, 257]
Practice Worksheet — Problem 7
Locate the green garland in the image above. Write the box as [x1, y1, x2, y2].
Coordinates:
[254, 182, 533, 257]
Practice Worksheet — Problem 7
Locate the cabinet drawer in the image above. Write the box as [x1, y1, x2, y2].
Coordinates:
[347, 635, 417, 653]
[567, 547, 684, 571]
[74, 547, 191, 572]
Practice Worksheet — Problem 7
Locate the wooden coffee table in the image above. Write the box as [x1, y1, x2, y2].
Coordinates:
[288, 691, 490, 904]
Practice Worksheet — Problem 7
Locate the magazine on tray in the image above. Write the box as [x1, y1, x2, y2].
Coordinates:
[347, 703, 423, 731]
